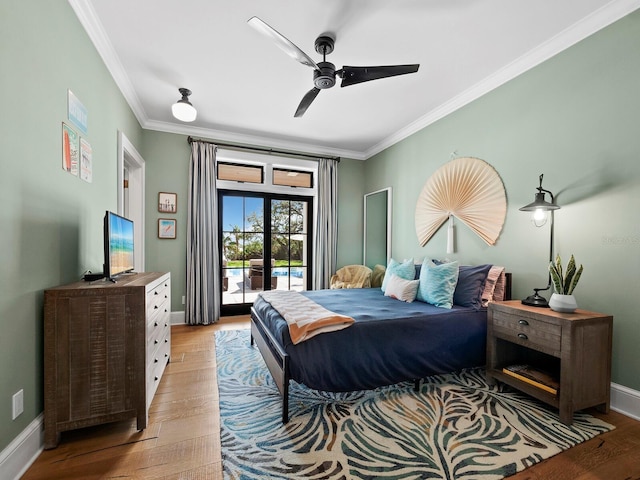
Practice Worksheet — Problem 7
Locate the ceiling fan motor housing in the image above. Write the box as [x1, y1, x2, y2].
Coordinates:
[314, 62, 336, 89]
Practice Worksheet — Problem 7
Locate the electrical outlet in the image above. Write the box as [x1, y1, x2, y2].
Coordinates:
[182, 295, 185, 305]
[12, 389, 24, 420]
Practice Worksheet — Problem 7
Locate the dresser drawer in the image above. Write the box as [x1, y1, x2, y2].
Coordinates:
[147, 307, 170, 339]
[147, 292, 169, 319]
[147, 337, 171, 407]
[492, 310, 561, 356]
[147, 321, 170, 359]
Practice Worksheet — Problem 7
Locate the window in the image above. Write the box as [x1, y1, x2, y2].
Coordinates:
[272, 168, 313, 188]
[217, 162, 263, 183]
[215, 149, 318, 315]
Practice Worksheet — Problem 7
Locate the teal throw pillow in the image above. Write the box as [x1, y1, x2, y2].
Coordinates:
[416, 259, 459, 308]
[381, 258, 415, 293]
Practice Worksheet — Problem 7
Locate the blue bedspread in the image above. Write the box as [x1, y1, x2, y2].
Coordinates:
[252, 288, 487, 392]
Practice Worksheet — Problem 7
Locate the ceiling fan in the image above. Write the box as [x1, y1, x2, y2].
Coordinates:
[248, 16, 420, 117]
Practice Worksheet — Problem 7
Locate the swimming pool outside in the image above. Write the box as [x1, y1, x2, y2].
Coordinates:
[225, 267, 304, 278]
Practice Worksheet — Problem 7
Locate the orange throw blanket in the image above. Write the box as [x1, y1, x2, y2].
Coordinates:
[259, 290, 354, 344]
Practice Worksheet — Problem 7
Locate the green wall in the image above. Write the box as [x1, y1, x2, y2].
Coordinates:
[365, 11, 640, 391]
[142, 131, 191, 311]
[140, 130, 365, 311]
[0, 0, 143, 452]
[336, 158, 366, 267]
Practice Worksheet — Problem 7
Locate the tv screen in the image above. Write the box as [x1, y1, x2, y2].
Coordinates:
[104, 211, 135, 279]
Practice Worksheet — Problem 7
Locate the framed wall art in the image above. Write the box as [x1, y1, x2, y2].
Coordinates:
[158, 192, 177, 213]
[158, 218, 176, 239]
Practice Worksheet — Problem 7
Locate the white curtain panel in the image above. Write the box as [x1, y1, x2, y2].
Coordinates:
[185, 141, 220, 325]
[313, 158, 338, 290]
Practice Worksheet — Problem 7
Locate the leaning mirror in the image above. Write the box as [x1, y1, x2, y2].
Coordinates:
[363, 188, 392, 269]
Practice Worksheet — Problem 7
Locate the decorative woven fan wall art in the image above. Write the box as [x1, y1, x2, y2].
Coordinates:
[415, 157, 506, 248]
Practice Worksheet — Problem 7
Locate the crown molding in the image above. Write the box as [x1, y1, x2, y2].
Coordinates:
[69, 0, 639, 161]
[364, 0, 640, 159]
[144, 120, 365, 160]
[68, 0, 148, 125]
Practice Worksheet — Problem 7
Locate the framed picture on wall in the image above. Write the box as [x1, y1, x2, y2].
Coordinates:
[158, 218, 176, 239]
[158, 192, 177, 213]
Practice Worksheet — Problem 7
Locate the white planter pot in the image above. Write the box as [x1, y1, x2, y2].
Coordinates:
[549, 293, 577, 313]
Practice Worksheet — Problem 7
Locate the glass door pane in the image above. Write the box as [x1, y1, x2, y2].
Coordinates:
[221, 194, 265, 307]
[271, 199, 309, 292]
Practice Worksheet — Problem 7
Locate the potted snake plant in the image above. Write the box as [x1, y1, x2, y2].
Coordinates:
[548, 254, 583, 312]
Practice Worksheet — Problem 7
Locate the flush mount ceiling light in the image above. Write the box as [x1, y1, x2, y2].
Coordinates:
[171, 88, 197, 122]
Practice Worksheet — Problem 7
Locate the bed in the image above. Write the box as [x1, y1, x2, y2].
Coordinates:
[250, 266, 511, 423]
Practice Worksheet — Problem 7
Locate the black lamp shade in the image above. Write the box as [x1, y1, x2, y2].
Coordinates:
[519, 192, 560, 212]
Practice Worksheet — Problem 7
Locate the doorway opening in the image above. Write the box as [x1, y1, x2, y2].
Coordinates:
[117, 131, 145, 273]
[220, 190, 312, 316]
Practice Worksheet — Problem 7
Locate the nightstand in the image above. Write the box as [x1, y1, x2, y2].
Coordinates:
[486, 300, 613, 425]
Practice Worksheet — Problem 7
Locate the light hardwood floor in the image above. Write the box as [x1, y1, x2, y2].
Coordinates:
[23, 316, 640, 479]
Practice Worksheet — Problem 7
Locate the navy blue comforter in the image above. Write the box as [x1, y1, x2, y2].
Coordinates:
[252, 288, 487, 392]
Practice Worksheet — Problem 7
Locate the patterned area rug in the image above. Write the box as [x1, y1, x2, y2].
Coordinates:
[216, 329, 613, 479]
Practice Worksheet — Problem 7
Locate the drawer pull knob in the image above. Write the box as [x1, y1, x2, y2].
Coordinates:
[165, 339, 169, 343]
[154, 305, 159, 309]
[154, 340, 159, 345]
[155, 376, 159, 381]
[519, 319, 529, 326]
[154, 291, 158, 295]
[154, 358, 158, 363]
[154, 322, 158, 327]
[517, 333, 528, 340]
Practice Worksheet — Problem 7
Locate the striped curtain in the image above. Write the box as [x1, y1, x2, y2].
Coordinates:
[313, 158, 338, 290]
[185, 141, 220, 325]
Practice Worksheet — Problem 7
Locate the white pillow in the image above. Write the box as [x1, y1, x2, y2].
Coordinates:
[384, 274, 420, 303]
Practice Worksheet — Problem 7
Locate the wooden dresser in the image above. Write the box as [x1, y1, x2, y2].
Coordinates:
[486, 300, 612, 425]
[44, 272, 171, 449]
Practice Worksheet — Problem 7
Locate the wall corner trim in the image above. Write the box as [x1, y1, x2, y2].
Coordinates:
[610, 382, 640, 421]
[0, 414, 43, 480]
[171, 310, 185, 325]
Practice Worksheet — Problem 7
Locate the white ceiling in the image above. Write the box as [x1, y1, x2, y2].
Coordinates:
[70, 0, 637, 160]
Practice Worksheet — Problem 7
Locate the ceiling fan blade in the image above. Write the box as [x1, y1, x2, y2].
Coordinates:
[248, 17, 318, 70]
[339, 64, 420, 87]
[294, 87, 321, 117]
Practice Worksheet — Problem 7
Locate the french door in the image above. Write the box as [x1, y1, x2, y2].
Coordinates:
[219, 190, 313, 315]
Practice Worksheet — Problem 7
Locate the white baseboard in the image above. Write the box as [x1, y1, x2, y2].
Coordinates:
[171, 310, 185, 325]
[610, 382, 640, 421]
[3, 384, 638, 478]
[0, 414, 43, 480]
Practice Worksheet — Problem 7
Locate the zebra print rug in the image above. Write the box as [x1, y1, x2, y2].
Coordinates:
[216, 329, 613, 479]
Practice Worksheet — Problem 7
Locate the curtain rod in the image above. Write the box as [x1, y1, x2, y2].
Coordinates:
[187, 136, 340, 162]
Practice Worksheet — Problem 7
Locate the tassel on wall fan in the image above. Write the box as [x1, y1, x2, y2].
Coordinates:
[415, 157, 506, 249]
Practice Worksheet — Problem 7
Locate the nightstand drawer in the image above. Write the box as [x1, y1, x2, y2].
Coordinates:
[492, 312, 561, 355]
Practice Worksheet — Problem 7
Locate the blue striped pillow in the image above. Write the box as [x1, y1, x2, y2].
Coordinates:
[416, 260, 459, 309]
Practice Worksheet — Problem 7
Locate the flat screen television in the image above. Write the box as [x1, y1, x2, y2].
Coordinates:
[104, 211, 135, 280]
